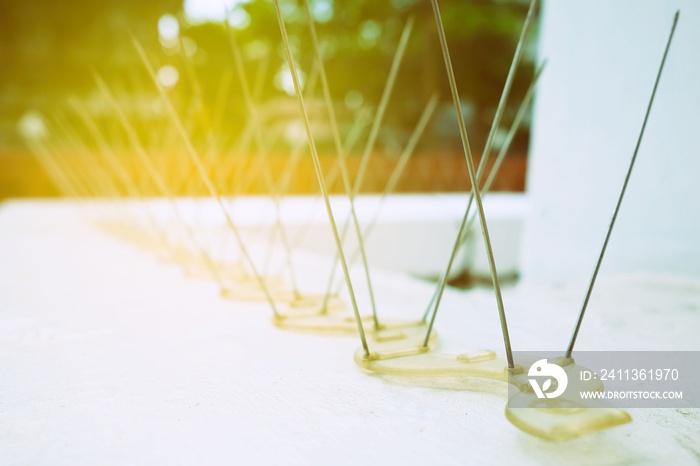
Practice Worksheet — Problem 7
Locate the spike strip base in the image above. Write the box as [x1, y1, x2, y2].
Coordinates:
[355, 349, 630, 441]
[274, 314, 428, 336]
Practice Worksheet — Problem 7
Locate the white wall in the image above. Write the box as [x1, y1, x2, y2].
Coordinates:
[522, 0, 700, 283]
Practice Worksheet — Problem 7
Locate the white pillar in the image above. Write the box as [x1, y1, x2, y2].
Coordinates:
[522, 0, 700, 283]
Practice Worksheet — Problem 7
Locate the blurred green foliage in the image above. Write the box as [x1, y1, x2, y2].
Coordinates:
[0, 0, 536, 154]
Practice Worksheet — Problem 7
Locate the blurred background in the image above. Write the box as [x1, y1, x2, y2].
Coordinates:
[0, 0, 536, 199]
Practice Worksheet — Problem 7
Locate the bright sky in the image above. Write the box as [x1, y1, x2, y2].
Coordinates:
[183, 0, 249, 22]
[183, 0, 334, 24]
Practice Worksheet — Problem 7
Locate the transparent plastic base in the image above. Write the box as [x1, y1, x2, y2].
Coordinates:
[507, 360, 632, 441]
[370, 324, 439, 353]
[184, 261, 245, 280]
[276, 293, 346, 316]
[157, 246, 195, 265]
[220, 285, 346, 319]
[117, 230, 162, 252]
[182, 262, 287, 290]
[355, 348, 631, 440]
[356, 347, 506, 378]
[274, 313, 427, 336]
[505, 392, 632, 441]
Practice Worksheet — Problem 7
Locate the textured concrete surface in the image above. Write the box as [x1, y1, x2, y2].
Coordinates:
[1, 200, 698, 465]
